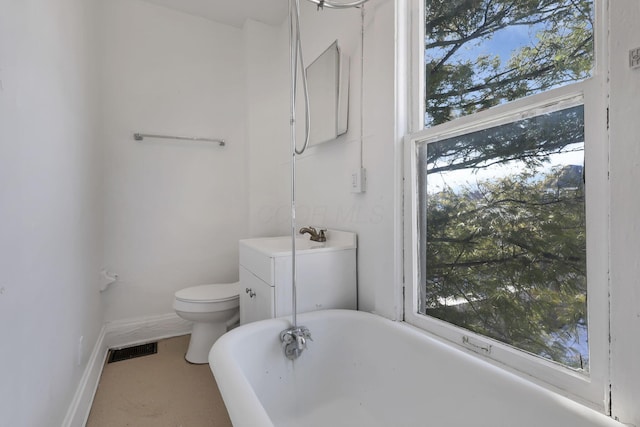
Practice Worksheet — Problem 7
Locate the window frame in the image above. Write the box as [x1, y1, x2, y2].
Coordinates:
[402, 0, 610, 410]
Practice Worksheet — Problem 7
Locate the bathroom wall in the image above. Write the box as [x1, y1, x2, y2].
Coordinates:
[245, 0, 401, 319]
[609, 1, 640, 424]
[0, 0, 104, 425]
[243, 19, 290, 239]
[99, 0, 249, 321]
[294, 0, 400, 319]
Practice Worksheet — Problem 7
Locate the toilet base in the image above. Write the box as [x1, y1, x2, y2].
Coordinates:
[185, 321, 228, 364]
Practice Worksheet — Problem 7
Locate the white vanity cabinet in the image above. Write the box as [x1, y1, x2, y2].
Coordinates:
[239, 230, 357, 325]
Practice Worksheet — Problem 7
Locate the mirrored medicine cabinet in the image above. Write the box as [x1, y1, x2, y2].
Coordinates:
[298, 40, 350, 146]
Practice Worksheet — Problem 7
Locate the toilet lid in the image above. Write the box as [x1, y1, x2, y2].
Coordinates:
[175, 282, 239, 303]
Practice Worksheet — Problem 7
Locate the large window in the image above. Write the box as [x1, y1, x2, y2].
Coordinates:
[405, 0, 609, 408]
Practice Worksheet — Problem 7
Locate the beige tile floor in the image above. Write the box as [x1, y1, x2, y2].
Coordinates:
[86, 335, 232, 427]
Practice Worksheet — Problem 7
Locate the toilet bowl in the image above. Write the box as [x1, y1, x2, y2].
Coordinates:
[173, 282, 240, 364]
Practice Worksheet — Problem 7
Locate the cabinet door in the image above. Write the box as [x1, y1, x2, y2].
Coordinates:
[239, 266, 275, 325]
[272, 250, 357, 315]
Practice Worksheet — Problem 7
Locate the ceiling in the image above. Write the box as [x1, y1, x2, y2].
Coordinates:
[141, 0, 288, 28]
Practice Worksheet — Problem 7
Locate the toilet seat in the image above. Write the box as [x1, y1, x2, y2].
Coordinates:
[175, 282, 239, 303]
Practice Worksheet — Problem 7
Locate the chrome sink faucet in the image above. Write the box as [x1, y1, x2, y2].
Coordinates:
[280, 326, 312, 360]
[299, 226, 327, 242]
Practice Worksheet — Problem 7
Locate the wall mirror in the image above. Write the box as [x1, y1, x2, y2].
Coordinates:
[302, 40, 350, 146]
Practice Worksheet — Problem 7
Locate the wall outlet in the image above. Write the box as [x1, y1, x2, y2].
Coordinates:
[351, 168, 366, 193]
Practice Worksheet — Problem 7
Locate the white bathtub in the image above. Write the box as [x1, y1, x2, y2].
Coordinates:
[210, 309, 623, 427]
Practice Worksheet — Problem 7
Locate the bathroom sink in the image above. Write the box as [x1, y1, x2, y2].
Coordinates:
[239, 229, 356, 257]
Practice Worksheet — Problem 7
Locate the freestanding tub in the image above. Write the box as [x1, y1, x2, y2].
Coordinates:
[210, 309, 623, 427]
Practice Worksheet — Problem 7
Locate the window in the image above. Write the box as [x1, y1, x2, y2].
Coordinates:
[405, 0, 609, 408]
[424, 0, 594, 127]
[418, 101, 587, 370]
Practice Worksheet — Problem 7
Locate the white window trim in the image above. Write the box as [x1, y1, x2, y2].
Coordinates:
[401, 0, 610, 412]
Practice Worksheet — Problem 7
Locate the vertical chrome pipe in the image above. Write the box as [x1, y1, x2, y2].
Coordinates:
[289, 0, 298, 329]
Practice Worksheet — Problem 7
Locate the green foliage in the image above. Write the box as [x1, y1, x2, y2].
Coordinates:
[426, 105, 584, 174]
[425, 0, 594, 126]
[424, 162, 587, 369]
[420, 0, 593, 369]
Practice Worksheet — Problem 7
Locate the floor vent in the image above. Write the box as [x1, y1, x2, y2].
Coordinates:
[108, 342, 158, 363]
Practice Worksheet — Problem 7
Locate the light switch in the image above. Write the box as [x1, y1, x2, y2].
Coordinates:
[351, 168, 366, 193]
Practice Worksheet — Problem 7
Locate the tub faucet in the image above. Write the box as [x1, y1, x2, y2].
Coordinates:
[299, 226, 326, 242]
[280, 326, 312, 360]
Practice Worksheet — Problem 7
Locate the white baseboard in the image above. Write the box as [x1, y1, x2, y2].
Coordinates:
[61, 326, 108, 427]
[62, 313, 192, 426]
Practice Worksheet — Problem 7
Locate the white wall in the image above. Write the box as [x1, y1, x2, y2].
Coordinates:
[245, 0, 400, 318]
[0, 0, 104, 425]
[99, 0, 249, 321]
[243, 19, 290, 239]
[609, 1, 640, 425]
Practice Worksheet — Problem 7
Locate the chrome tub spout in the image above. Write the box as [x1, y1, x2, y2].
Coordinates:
[280, 326, 312, 360]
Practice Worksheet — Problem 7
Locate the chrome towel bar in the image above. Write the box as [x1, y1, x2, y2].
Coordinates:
[133, 132, 226, 147]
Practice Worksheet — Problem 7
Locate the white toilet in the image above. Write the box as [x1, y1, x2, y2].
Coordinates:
[173, 282, 240, 364]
